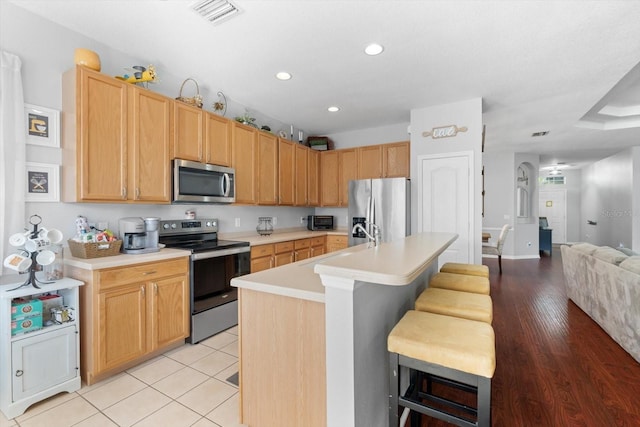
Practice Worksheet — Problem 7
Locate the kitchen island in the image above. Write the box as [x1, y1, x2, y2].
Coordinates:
[231, 232, 457, 427]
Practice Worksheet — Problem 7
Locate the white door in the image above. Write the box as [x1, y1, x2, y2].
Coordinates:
[539, 190, 567, 244]
[419, 152, 473, 266]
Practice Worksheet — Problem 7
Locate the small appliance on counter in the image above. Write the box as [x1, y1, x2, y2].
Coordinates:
[119, 217, 162, 254]
[307, 215, 334, 231]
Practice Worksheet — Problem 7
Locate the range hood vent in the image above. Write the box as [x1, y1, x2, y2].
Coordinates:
[192, 0, 240, 24]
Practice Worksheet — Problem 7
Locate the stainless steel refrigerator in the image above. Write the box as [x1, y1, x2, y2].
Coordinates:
[348, 178, 410, 246]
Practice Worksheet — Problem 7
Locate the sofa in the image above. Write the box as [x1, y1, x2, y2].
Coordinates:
[561, 243, 640, 363]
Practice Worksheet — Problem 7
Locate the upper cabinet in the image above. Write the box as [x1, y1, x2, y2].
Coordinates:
[294, 144, 309, 206]
[357, 145, 383, 179]
[205, 112, 232, 166]
[257, 132, 279, 205]
[307, 149, 320, 206]
[278, 138, 295, 206]
[173, 102, 204, 162]
[320, 151, 340, 206]
[62, 66, 171, 203]
[382, 141, 410, 178]
[232, 123, 258, 204]
[338, 149, 358, 207]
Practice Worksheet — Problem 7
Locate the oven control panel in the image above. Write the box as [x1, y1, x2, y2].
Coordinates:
[159, 218, 218, 235]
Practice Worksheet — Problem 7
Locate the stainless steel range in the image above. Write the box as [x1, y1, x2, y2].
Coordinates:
[159, 218, 250, 344]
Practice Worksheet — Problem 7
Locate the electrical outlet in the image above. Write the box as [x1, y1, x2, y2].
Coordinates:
[235, 218, 241, 227]
[300, 216, 306, 224]
[272, 217, 277, 226]
[527, 241, 532, 247]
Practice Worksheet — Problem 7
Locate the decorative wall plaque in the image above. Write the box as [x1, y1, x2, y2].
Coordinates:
[422, 124, 468, 139]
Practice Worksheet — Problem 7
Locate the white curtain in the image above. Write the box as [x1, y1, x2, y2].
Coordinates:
[1, 51, 26, 275]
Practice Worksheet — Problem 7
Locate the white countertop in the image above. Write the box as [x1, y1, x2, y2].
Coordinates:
[231, 232, 457, 303]
[63, 248, 191, 270]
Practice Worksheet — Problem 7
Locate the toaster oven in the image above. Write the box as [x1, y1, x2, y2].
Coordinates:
[307, 215, 334, 231]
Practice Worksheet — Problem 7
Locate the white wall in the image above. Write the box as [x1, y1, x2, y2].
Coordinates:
[1, 3, 313, 239]
[580, 148, 635, 249]
[482, 151, 515, 256]
[410, 98, 483, 263]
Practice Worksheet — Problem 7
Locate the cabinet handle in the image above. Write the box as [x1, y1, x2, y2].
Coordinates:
[269, 256, 274, 268]
[294, 251, 298, 261]
[122, 187, 127, 199]
[141, 286, 145, 296]
[135, 188, 140, 199]
[154, 282, 158, 294]
[143, 271, 157, 275]
[15, 370, 23, 377]
[290, 253, 294, 263]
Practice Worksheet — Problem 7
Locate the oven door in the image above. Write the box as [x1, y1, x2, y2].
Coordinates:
[190, 246, 250, 314]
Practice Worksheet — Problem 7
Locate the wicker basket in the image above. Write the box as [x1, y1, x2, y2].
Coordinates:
[176, 78, 203, 108]
[67, 239, 122, 259]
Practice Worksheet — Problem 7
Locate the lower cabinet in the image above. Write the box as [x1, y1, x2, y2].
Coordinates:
[250, 235, 341, 273]
[326, 235, 348, 253]
[67, 257, 189, 385]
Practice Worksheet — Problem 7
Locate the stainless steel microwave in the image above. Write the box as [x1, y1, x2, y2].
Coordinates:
[173, 159, 235, 203]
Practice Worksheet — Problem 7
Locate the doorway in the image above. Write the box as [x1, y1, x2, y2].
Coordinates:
[539, 189, 567, 244]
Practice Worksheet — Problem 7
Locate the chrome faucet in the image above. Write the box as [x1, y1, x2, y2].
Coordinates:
[352, 222, 381, 247]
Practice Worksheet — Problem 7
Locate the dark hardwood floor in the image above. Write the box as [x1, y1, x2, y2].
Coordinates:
[413, 249, 640, 427]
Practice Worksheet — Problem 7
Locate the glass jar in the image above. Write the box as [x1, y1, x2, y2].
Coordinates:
[256, 217, 274, 236]
[43, 244, 64, 280]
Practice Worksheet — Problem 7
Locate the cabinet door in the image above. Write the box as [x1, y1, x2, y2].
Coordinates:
[357, 145, 383, 179]
[294, 239, 311, 262]
[308, 149, 320, 206]
[98, 284, 147, 372]
[78, 67, 128, 201]
[173, 102, 203, 161]
[294, 145, 308, 206]
[278, 139, 295, 206]
[129, 86, 172, 202]
[11, 325, 77, 401]
[205, 112, 232, 166]
[232, 123, 257, 204]
[320, 151, 340, 206]
[251, 256, 273, 273]
[339, 149, 358, 206]
[326, 235, 348, 253]
[258, 132, 279, 205]
[151, 274, 189, 350]
[383, 141, 410, 178]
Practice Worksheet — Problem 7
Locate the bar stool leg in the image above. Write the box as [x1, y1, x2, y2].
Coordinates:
[478, 376, 492, 426]
[389, 353, 400, 427]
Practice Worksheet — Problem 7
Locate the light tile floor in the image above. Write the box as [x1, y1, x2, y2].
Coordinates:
[1, 327, 243, 427]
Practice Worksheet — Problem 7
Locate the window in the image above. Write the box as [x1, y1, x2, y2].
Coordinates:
[541, 176, 565, 185]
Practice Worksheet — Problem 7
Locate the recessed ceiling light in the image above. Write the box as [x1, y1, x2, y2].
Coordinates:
[532, 131, 549, 137]
[364, 43, 384, 56]
[328, 106, 340, 112]
[276, 72, 292, 81]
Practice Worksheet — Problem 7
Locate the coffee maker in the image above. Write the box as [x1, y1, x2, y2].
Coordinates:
[119, 217, 161, 254]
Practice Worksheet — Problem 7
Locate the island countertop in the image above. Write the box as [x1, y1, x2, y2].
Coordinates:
[231, 232, 458, 302]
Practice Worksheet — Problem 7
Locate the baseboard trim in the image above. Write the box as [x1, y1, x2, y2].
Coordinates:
[482, 254, 540, 260]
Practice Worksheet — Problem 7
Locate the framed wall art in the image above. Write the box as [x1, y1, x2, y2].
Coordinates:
[24, 103, 60, 148]
[25, 162, 60, 202]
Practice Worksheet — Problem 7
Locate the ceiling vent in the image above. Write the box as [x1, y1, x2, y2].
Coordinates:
[531, 131, 549, 137]
[192, 0, 240, 24]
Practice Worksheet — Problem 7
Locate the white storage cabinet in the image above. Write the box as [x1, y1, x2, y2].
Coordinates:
[0, 277, 83, 419]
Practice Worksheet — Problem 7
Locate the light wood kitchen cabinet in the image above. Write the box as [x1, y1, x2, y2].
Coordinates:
[339, 148, 358, 207]
[204, 112, 232, 166]
[257, 132, 279, 205]
[128, 86, 172, 202]
[65, 257, 189, 385]
[62, 66, 127, 202]
[294, 239, 311, 261]
[173, 102, 204, 162]
[278, 139, 295, 206]
[326, 235, 348, 253]
[232, 123, 258, 204]
[295, 144, 309, 206]
[61, 66, 171, 203]
[250, 244, 274, 273]
[320, 150, 340, 206]
[357, 144, 384, 179]
[310, 236, 326, 258]
[308, 149, 320, 206]
[383, 141, 410, 178]
[274, 241, 295, 267]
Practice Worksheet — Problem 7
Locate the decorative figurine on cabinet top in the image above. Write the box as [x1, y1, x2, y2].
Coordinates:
[115, 65, 158, 86]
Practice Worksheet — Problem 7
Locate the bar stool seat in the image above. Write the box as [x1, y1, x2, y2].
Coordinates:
[429, 272, 490, 295]
[440, 262, 490, 279]
[388, 310, 496, 427]
[415, 287, 493, 324]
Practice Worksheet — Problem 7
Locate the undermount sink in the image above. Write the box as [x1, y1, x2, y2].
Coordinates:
[300, 251, 352, 269]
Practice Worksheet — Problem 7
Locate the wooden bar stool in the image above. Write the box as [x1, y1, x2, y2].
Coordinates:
[388, 310, 496, 427]
[440, 262, 490, 279]
[415, 287, 493, 324]
[429, 272, 490, 295]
